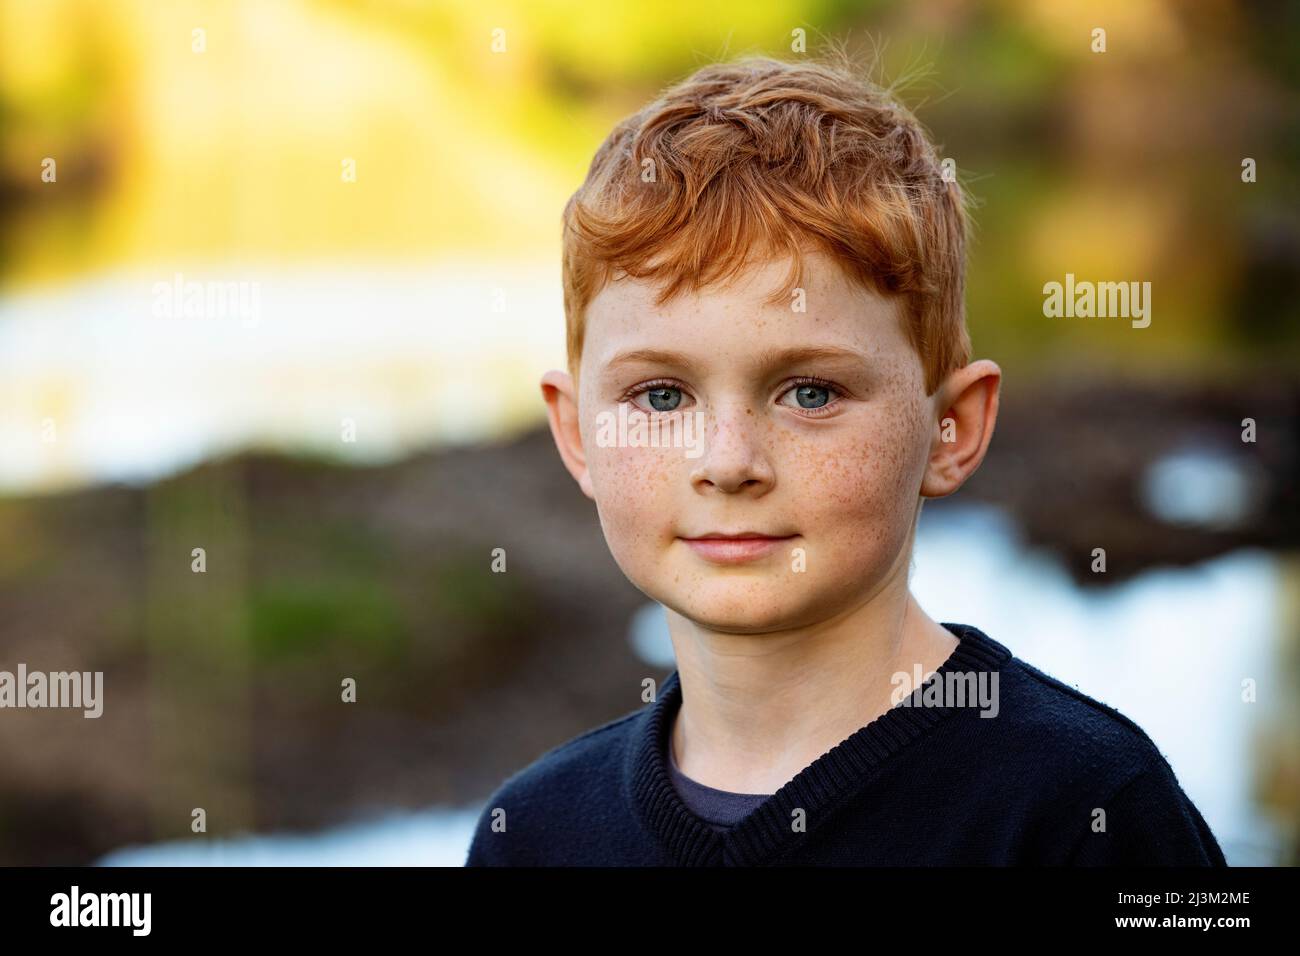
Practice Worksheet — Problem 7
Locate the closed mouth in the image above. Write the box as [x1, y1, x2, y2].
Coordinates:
[678, 533, 798, 564]
[680, 532, 796, 541]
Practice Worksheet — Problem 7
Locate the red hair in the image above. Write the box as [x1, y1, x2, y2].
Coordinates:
[561, 50, 971, 394]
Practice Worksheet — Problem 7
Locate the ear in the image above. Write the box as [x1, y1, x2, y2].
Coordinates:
[540, 369, 594, 500]
[920, 359, 1001, 498]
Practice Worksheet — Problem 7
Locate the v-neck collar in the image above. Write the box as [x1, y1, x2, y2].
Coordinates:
[626, 622, 1012, 865]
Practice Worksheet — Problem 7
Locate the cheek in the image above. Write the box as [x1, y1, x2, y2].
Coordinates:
[585, 440, 681, 568]
[787, 400, 928, 558]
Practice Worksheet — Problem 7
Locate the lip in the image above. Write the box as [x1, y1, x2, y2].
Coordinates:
[679, 532, 798, 565]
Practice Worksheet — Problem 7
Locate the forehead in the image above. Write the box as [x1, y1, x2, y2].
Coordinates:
[582, 251, 908, 371]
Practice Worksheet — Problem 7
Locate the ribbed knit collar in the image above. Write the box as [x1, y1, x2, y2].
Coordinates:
[626, 622, 1012, 866]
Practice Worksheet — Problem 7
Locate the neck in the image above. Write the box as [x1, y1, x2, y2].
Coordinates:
[665, 574, 958, 794]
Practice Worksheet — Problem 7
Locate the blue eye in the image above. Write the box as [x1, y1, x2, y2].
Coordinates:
[643, 386, 682, 411]
[778, 379, 841, 413]
[648, 387, 681, 411]
[793, 385, 830, 408]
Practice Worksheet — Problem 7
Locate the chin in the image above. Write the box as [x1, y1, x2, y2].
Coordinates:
[660, 585, 818, 635]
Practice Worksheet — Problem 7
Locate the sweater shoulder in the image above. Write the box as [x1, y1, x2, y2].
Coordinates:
[986, 652, 1196, 804]
[488, 705, 641, 799]
[961, 651, 1224, 863]
[463, 704, 644, 865]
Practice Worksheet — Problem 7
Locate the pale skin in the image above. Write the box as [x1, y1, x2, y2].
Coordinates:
[541, 250, 1001, 795]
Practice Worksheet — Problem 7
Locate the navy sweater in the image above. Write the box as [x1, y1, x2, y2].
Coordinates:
[465, 623, 1227, 866]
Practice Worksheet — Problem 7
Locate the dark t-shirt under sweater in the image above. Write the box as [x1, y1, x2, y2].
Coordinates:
[465, 623, 1228, 866]
[666, 734, 771, 831]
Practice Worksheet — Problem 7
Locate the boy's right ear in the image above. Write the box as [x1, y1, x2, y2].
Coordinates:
[540, 369, 594, 500]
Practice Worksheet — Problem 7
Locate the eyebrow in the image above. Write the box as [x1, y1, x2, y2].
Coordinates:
[601, 345, 872, 377]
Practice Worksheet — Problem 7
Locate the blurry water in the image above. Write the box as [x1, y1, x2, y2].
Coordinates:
[98, 806, 484, 867]
[1141, 442, 1266, 530]
[96, 503, 1288, 866]
[0, 261, 564, 492]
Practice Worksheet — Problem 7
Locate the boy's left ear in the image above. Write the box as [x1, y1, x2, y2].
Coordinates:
[920, 359, 1001, 498]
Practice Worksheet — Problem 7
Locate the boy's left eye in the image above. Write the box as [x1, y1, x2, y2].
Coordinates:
[778, 382, 838, 410]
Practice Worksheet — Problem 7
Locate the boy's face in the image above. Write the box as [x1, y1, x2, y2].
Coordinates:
[544, 251, 990, 634]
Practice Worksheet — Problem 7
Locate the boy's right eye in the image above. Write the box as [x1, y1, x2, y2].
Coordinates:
[624, 380, 690, 413]
[635, 385, 684, 412]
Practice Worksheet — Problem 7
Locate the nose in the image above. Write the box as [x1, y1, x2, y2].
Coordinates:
[688, 402, 775, 496]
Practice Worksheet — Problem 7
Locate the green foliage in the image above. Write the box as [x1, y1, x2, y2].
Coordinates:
[248, 574, 404, 662]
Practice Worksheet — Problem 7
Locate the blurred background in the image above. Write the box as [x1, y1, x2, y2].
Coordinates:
[0, 0, 1297, 866]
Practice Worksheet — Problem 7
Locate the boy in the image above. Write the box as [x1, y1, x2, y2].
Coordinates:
[465, 53, 1226, 866]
